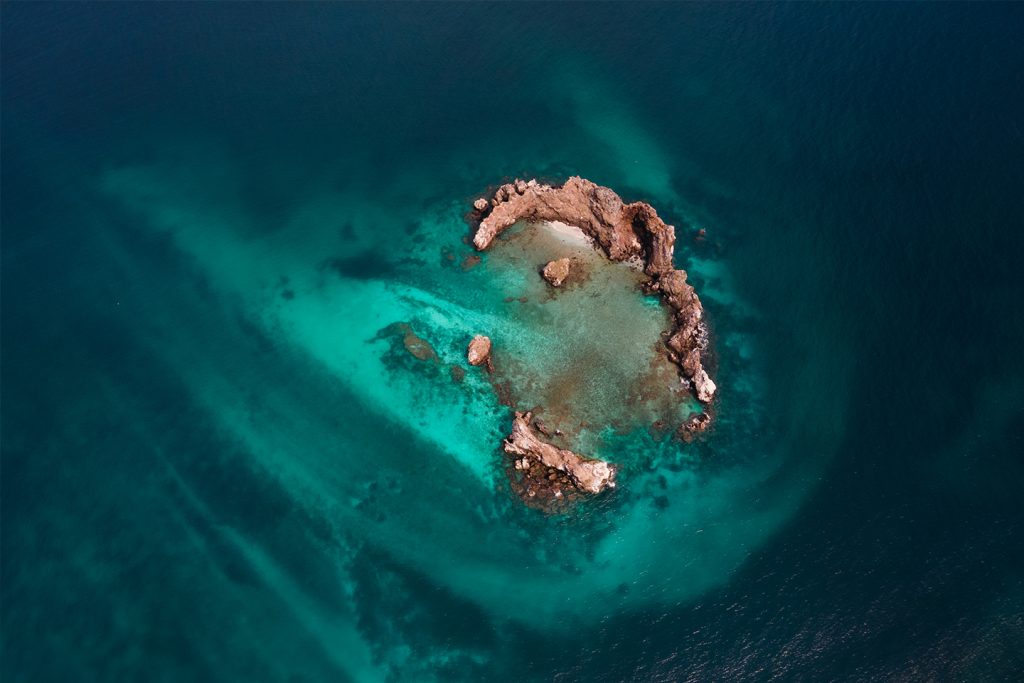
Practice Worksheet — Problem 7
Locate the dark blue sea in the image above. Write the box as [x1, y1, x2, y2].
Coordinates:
[3, 3, 1023, 681]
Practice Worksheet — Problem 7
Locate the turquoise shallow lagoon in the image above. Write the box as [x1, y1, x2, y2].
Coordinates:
[3, 3, 1023, 681]
[90, 134, 798, 630]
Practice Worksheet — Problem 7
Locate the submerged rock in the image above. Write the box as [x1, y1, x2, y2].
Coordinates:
[467, 335, 492, 367]
[541, 257, 571, 287]
[403, 331, 437, 362]
[373, 322, 439, 363]
[504, 412, 615, 494]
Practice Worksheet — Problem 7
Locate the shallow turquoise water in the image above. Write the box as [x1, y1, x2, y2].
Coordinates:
[4, 3, 1023, 681]
[481, 221, 698, 444]
[91, 140, 798, 632]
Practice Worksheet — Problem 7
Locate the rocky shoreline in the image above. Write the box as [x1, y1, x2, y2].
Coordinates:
[467, 176, 717, 507]
[505, 412, 615, 494]
[473, 177, 715, 406]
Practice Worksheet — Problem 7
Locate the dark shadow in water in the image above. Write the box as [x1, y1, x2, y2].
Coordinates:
[319, 252, 398, 280]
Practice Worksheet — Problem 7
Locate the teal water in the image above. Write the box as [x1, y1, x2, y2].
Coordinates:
[3, 3, 1023, 681]
[481, 221, 700, 446]
[87, 107, 784, 629]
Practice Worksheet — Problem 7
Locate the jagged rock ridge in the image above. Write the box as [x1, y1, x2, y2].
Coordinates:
[504, 412, 615, 494]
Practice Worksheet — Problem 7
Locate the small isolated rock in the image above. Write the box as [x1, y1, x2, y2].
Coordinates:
[467, 335, 492, 366]
[473, 198, 489, 212]
[677, 411, 712, 442]
[542, 258, 571, 287]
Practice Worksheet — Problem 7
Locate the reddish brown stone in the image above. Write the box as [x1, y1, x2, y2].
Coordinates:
[541, 257, 571, 287]
[466, 335, 492, 366]
[503, 412, 615, 494]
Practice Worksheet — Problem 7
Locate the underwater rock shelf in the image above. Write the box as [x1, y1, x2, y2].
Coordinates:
[468, 177, 718, 507]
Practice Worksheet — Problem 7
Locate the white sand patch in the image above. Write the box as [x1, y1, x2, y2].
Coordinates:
[537, 220, 648, 271]
[539, 220, 593, 247]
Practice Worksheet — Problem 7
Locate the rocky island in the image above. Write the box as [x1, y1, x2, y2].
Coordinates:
[467, 176, 717, 508]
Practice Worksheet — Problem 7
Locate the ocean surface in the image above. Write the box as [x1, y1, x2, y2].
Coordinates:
[3, 3, 1023, 681]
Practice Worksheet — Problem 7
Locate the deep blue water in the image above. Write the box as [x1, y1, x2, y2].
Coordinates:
[3, 3, 1023, 681]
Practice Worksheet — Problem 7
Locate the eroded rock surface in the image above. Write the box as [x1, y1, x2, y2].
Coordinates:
[541, 257, 571, 287]
[678, 411, 713, 443]
[473, 176, 716, 405]
[504, 412, 615, 494]
[467, 335, 492, 367]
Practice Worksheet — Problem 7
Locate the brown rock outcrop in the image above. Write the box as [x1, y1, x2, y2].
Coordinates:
[504, 412, 615, 494]
[467, 335, 492, 367]
[678, 411, 713, 443]
[472, 176, 716, 405]
[474, 177, 644, 262]
[648, 269, 716, 403]
[541, 257, 571, 287]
